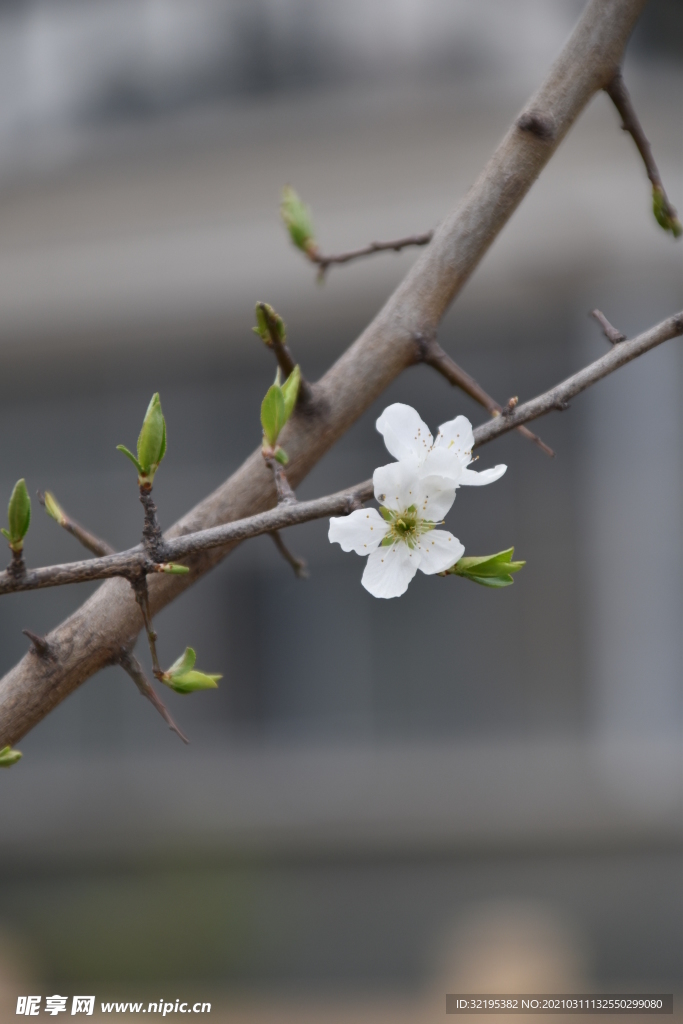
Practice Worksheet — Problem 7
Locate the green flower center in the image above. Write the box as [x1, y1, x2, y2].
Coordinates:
[379, 504, 436, 548]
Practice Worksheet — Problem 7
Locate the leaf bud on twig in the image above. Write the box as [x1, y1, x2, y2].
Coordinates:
[1, 479, 31, 553]
[280, 186, 317, 256]
[0, 744, 22, 767]
[160, 647, 221, 694]
[117, 392, 167, 486]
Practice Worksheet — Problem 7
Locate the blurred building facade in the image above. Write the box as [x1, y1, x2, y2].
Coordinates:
[0, 0, 681, 1003]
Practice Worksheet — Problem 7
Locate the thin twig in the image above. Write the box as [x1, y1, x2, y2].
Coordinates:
[263, 454, 298, 505]
[311, 231, 433, 280]
[131, 576, 162, 678]
[256, 302, 314, 405]
[37, 491, 114, 556]
[591, 309, 626, 344]
[605, 70, 681, 235]
[271, 531, 309, 579]
[139, 485, 166, 563]
[419, 339, 555, 456]
[118, 649, 189, 744]
[1, 309, 681, 600]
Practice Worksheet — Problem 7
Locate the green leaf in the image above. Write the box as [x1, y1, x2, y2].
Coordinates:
[273, 447, 289, 466]
[0, 745, 22, 767]
[0, 528, 10, 542]
[280, 186, 316, 254]
[167, 646, 196, 678]
[261, 385, 286, 447]
[167, 670, 221, 694]
[137, 392, 167, 480]
[116, 445, 144, 475]
[281, 365, 301, 422]
[42, 491, 66, 526]
[7, 479, 30, 550]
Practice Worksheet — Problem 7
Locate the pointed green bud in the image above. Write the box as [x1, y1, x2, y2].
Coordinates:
[3, 479, 31, 553]
[42, 491, 66, 527]
[446, 547, 525, 587]
[281, 365, 301, 423]
[652, 186, 682, 238]
[280, 186, 317, 256]
[253, 302, 286, 345]
[118, 393, 167, 484]
[273, 447, 289, 466]
[162, 647, 221, 694]
[159, 563, 190, 575]
[261, 384, 287, 448]
[0, 745, 22, 767]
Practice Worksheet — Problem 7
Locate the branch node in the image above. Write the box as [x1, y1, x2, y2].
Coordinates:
[517, 110, 555, 141]
[22, 629, 55, 661]
[139, 485, 167, 563]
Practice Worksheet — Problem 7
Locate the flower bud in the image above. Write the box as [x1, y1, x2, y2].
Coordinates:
[1, 479, 31, 553]
[117, 392, 167, 485]
[280, 186, 317, 256]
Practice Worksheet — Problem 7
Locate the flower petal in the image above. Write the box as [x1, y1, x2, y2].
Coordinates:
[376, 403, 433, 465]
[373, 460, 419, 511]
[415, 529, 465, 574]
[434, 415, 475, 466]
[361, 541, 420, 598]
[412, 474, 457, 520]
[329, 507, 388, 554]
[459, 464, 507, 486]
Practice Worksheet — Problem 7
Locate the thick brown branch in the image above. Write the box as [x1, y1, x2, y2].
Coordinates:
[0, 0, 649, 746]
[311, 232, 433, 279]
[118, 649, 189, 744]
[419, 339, 555, 456]
[591, 309, 626, 344]
[271, 531, 309, 579]
[37, 491, 114, 557]
[605, 70, 681, 236]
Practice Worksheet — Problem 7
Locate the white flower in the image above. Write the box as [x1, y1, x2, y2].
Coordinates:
[328, 403, 507, 599]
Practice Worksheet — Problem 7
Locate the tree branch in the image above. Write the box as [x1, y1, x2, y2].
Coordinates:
[311, 232, 434, 279]
[591, 308, 626, 344]
[118, 649, 189, 744]
[37, 491, 114, 557]
[1, 308, 680, 601]
[271, 531, 309, 579]
[0, 0, 649, 746]
[418, 338, 555, 456]
[605, 70, 681, 236]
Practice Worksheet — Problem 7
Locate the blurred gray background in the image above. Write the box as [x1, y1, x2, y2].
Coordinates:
[0, 0, 681, 1014]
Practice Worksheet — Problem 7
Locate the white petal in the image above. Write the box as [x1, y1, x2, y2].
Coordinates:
[415, 530, 465, 575]
[361, 541, 420, 598]
[419, 445, 466, 484]
[434, 415, 475, 466]
[412, 474, 457, 520]
[328, 507, 388, 554]
[375, 403, 433, 465]
[459, 464, 507, 486]
[373, 460, 419, 511]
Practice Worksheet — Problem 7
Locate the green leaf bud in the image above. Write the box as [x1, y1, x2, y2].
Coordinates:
[42, 491, 66, 526]
[445, 547, 525, 587]
[280, 186, 317, 256]
[159, 563, 190, 575]
[0, 745, 22, 767]
[162, 647, 221, 694]
[118, 393, 167, 484]
[281, 365, 301, 423]
[261, 384, 287, 448]
[253, 302, 286, 346]
[652, 186, 682, 238]
[2, 479, 31, 552]
[273, 447, 289, 466]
